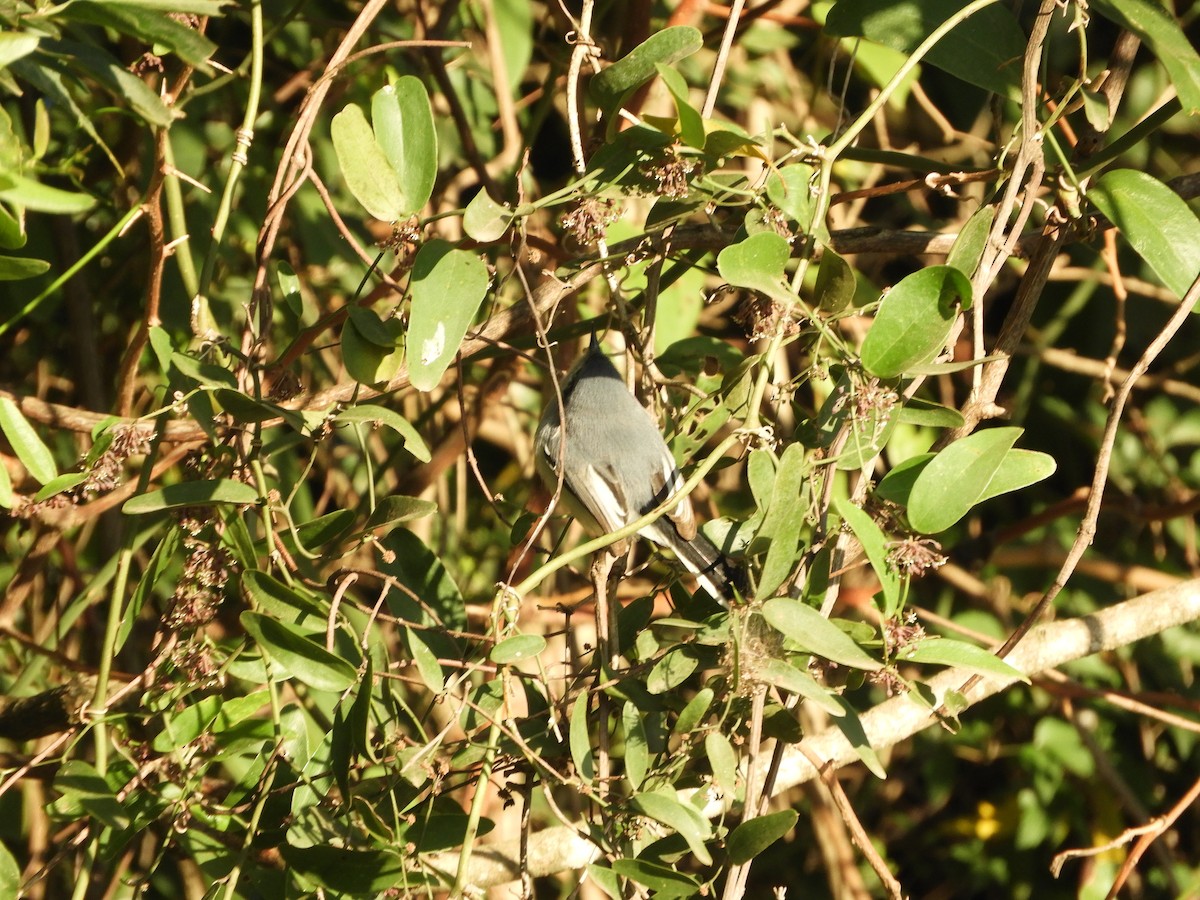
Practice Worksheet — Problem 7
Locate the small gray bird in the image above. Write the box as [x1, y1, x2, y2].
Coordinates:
[534, 337, 740, 602]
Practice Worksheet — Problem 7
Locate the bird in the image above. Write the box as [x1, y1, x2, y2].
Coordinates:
[534, 335, 741, 603]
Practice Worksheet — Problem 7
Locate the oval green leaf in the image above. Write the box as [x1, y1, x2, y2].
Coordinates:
[371, 77, 438, 216]
[834, 496, 902, 618]
[758, 658, 844, 716]
[331, 103, 407, 222]
[902, 637, 1028, 682]
[0, 255, 50, 280]
[490, 633, 547, 664]
[334, 404, 431, 462]
[590, 26, 703, 112]
[630, 792, 713, 866]
[0, 396, 58, 485]
[240, 611, 357, 693]
[610, 858, 700, 898]
[717, 231, 792, 302]
[705, 731, 738, 795]
[1090, 169, 1200, 300]
[463, 189, 514, 241]
[761, 599, 882, 671]
[406, 240, 490, 392]
[861, 265, 971, 379]
[727, 809, 799, 864]
[906, 427, 1023, 533]
[123, 479, 259, 514]
[340, 315, 404, 386]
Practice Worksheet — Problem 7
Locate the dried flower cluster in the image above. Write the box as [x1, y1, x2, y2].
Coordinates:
[733, 294, 801, 341]
[561, 197, 622, 246]
[640, 151, 700, 199]
[166, 515, 232, 631]
[887, 537, 947, 577]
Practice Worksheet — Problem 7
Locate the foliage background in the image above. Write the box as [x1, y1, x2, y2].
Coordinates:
[0, 0, 1198, 898]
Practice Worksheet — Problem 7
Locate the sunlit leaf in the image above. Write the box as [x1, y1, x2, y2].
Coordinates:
[762, 600, 882, 670]
[123, 479, 259, 514]
[406, 241, 489, 391]
[370, 77, 438, 215]
[861, 266, 972, 378]
[590, 27, 703, 112]
[1090, 169, 1200, 300]
[241, 611, 358, 693]
[0, 397, 57, 485]
[727, 810, 798, 864]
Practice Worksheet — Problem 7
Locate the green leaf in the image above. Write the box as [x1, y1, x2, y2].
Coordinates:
[825, 0, 1025, 96]
[646, 646, 700, 694]
[406, 240, 490, 391]
[906, 427, 1023, 533]
[705, 731, 738, 795]
[570, 691, 594, 781]
[727, 809, 799, 864]
[63, 2, 216, 70]
[53, 761, 129, 830]
[0, 839, 19, 900]
[151, 695, 223, 751]
[101, 0, 231, 11]
[331, 103, 408, 221]
[946, 205, 995, 276]
[673, 687, 713, 735]
[758, 658, 844, 716]
[655, 64, 705, 149]
[370, 77, 438, 216]
[590, 26, 703, 112]
[829, 695, 887, 778]
[0, 396, 58, 484]
[755, 442, 809, 599]
[463, 189, 513, 241]
[875, 453, 934, 507]
[241, 611, 358, 692]
[0, 175, 96, 214]
[214, 389, 306, 431]
[902, 637, 1028, 682]
[490, 633, 546, 664]
[404, 627, 445, 692]
[611, 859, 700, 898]
[340, 314, 404, 386]
[334, 404, 431, 462]
[814, 247, 856, 313]
[170, 351, 237, 388]
[895, 397, 964, 428]
[364, 495, 438, 530]
[0, 32, 39, 68]
[1089, 169, 1200, 300]
[0, 204, 25, 250]
[347, 306, 399, 347]
[123, 479, 259, 513]
[33, 471, 89, 501]
[975, 448, 1056, 505]
[622, 701, 649, 788]
[242, 570, 326, 622]
[44, 39, 173, 126]
[1090, 0, 1200, 117]
[630, 792, 713, 866]
[766, 163, 815, 226]
[279, 846, 410, 893]
[717, 231, 793, 302]
[861, 266, 971, 378]
[834, 496, 902, 618]
[762, 599, 882, 671]
[0, 457, 12, 508]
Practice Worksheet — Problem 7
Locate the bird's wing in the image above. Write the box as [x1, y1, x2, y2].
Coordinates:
[648, 456, 697, 541]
